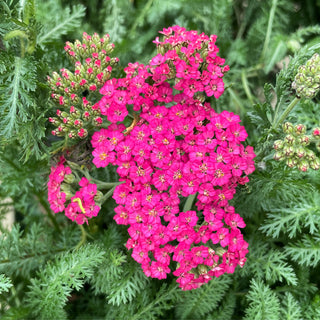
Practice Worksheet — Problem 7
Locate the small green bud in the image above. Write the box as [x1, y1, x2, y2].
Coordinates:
[305, 149, 316, 161]
[216, 247, 227, 257]
[94, 190, 104, 203]
[298, 135, 310, 146]
[310, 158, 320, 170]
[283, 122, 293, 134]
[60, 184, 73, 200]
[286, 158, 298, 168]
[284, 134, 295, 145]
[197, 265, 208, 275]
[274, 151, 285, 161]
[294, 124, 306, 135]
[283, 145, 295, 157]
[274, 140, 284, 150]
[64, 173, 75, 184]
[295, 146, 306, 158]
[287, 39, 301, 52]
[297, 160, 309, 172]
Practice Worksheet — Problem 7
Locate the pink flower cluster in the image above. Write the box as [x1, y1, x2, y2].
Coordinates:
[91, 99, 255, 289]
[48, 26, 255, 290]
[47, 157, 101, 225]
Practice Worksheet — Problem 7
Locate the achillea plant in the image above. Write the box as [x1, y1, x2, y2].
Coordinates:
[2, 1, 320, 319]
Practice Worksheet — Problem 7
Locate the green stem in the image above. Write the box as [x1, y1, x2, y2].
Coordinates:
[75, 225, 87, 249]
[228, 88, 246, 113]
[129, 0, 154, 37]
[35, 192, 61, 233]
[261, 0, 278, 62]
[272, 97, 300, 130]
[241, 70, 254, 105]
[91, 180, 124, 189]
[183, 193, 197, 212]
[100, 186, 117, 204]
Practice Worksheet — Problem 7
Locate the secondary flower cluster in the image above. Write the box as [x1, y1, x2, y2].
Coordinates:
[97, 25, 229, 124]
[152, 25, 229, 99]
[48, 157, 101, 224]
[274, 122, 320, 171]
[48, 32, 119, 138]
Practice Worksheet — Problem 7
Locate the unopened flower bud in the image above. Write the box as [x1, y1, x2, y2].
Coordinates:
[294, 124, 306, 135]
[274, 140, 284, 150]
[283, 145, 295, 157]
[310, 158, 320, 170]
[63, 173, 75, 184]
[94, 190, 104, 203]
[77, 128, 88, 138]
[305, 149, 316, 161]
[293, 53, 320, 99]
[297, 160, 309, 172]
[274, 151, 285, 161]
[283, 122, 293, 134]
[298, 135, 310, 146]
[197, 265, 208, 275]
[284, 134, 295, 145]
[73, 119, 83, 127]
[286, 158, 298, 168]
[312, 127, 320, 138]
[295, 146, 306, 158]
[216, 247, 227, 257]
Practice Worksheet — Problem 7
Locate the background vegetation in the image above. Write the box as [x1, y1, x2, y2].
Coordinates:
[1, 0, 320, 319]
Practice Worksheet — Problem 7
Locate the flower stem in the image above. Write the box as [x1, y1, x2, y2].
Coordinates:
[100, 186, 117, 204]
[75, 224, 87, 249]
[261, 0, 278, 62]
[91, 179, 124, 189]
[272, 97, 300, 130]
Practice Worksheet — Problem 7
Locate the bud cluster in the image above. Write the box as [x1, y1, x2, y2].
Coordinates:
[292, 53, 320, 99]
[273, 122, 320, 171]
[48, 32, 119, 139]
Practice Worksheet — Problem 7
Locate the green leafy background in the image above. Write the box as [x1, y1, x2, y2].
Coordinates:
[1, 0, 320, 319]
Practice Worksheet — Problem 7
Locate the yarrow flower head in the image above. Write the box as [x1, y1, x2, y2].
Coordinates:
[47, 26, 255, 290]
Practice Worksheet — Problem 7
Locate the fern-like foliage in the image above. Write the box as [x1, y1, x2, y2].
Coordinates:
[0, 274, 12, 294]
[243, 240, 298, 286]
[26, 244, 105, 320]
[0, 54, 37, 137]
[103, 282, 181, 320]
[206, 292, 237, 320]
[280, 292, 303, 320]
[260, 192, 320, 238]
[130, 282, 181, 320]
[285, 234, 320, 267]
[234, 163, 315, 218]
[0, 223, 80, 277]
[36, 3, 86, 45]
[102, 0, 127, 43]
[174, 275, 232, 319]
[244, 279, 281, 320]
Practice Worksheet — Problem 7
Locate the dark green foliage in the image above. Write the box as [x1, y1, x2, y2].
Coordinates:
[1, 0, 320, 319]
[174, 276, 232, 319]
[26, 244, 105, 319]
[244, 279, 281, 320]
